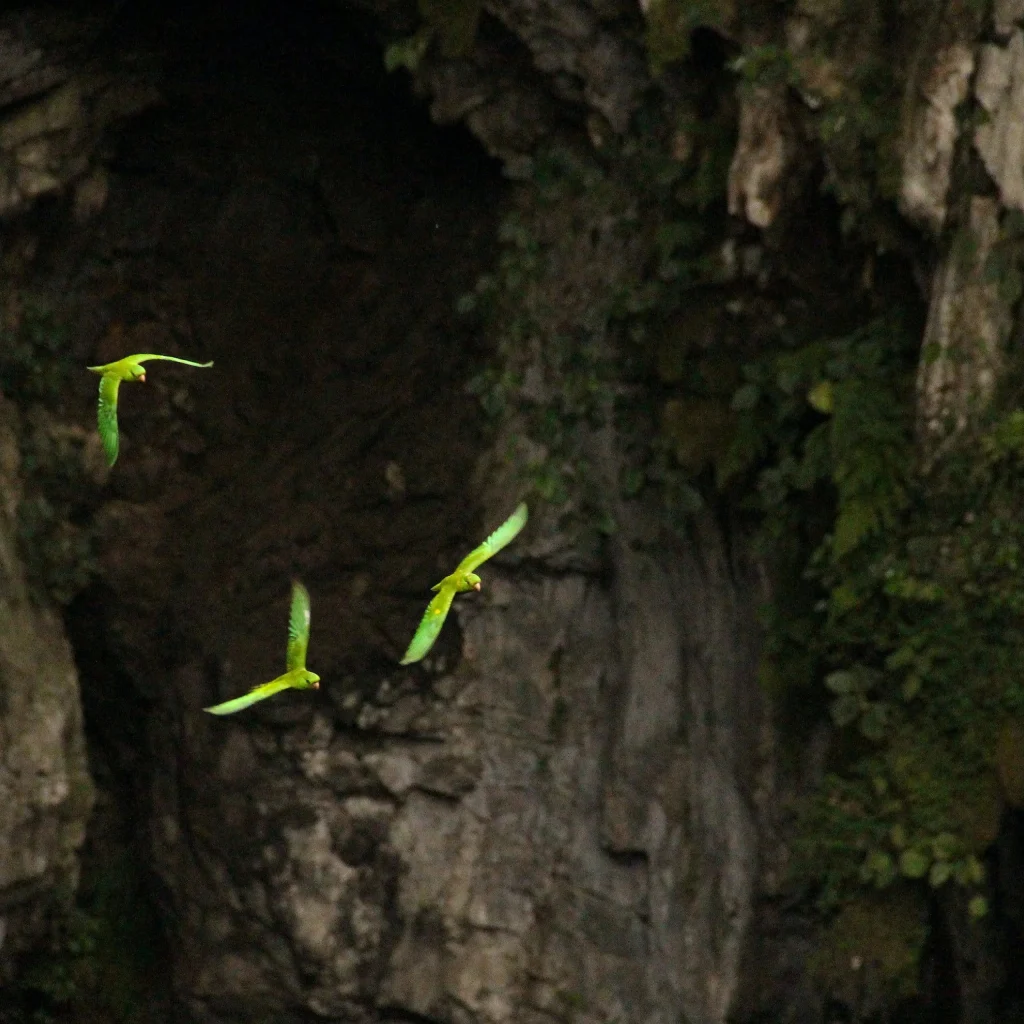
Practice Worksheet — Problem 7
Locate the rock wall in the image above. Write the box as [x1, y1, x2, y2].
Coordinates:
[0, 0, 1023, 1022]
[0, 3, 163, 985]
[0, 393, 93, 973]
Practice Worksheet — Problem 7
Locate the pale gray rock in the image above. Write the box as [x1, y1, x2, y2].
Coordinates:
[899, 42, 974, 232]
[163, 504, 768, 1024]
[994, 0, 1024, 35]
[371, 489, 769, 1024]
[916, 197, 1011, 462]
[975, 31, 1024, 213]
[600, 503, 768, 1024]
[0, 395, 93, 973]
[400, 0, 648, 166]
[727, 85, 792, 229]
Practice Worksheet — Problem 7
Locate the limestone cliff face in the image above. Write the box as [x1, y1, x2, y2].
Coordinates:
[0, 394, 93, 974]
[0, 6, 156, 982]
[0, 4, 157, 222]
[1, 1, 1023, 1023]
[160, 537, 763, 1024]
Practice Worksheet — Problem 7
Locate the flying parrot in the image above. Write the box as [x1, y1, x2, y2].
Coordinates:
[204, 581, 321, 715]
[87, 353, 214, 466]
[400, 502, 528, 665]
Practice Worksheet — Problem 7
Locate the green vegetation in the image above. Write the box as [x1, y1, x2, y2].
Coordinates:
[461, 12, 1014, 1004]
[809, 889, 928, 1006]
[461, 95, 735, 535]
[725, 314, 1018, 923]
[11, 852, 163, 1023]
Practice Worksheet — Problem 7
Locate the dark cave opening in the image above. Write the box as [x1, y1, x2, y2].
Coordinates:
[19, 1, 507, 1019]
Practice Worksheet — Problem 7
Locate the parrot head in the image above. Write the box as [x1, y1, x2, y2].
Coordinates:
[464, 572, 482, 592]
[129, 365, 147, 382]
[301, 670, 321, 690]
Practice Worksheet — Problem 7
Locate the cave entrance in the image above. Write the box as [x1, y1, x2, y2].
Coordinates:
[32, 1, 504, 1019]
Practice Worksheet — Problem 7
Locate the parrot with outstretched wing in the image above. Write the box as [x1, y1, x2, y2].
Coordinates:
[400, 502, 528, 665]
[204, 581, 321, 715]
[87, 353, 214, 466]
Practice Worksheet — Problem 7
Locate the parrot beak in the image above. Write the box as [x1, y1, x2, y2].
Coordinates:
[139, 373, 146, 382]
[312, 681, 320, 689]
[473, 581, 481, 591]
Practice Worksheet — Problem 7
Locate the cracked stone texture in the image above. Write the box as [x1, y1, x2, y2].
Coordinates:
[893, 1, 985, 232]
[372, 500, 768, 1024]
[898, 41, 974, 233]
[0, 5, 159, 220]
[382, 0, 650, 166]
[0, 395, 93, 975]
[155, 509, 767, 1024]
[975, 30, 1024, 213]
[3, 1, 1022, 1021]
[916, 196, 1011, 462]
[727, 0, 986, 235]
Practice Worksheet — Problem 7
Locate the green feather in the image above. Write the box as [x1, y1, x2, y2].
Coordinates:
[400, 586, 456, 665]
[88, 353, 212, 468]
[400, 502, 528, 665]
[456, 501, 529, 574]
[205, 580, 320, 716]
[135, 354, 214, 369]
[286, 581, 311, 672]
[204, 676, 294, 716]
[97, 374, 122, 466]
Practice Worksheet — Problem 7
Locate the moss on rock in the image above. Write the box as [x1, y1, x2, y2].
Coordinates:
[809, 889, 928, 1004]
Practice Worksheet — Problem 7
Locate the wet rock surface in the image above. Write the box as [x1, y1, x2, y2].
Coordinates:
[0, 6, 774, 1019]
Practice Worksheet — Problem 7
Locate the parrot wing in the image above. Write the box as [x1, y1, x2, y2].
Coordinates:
[400, 584, 456, 665]
[204, 676, 295, 716]
[285, 581, 312, 672]
[97, 374, 121, 466]
[455, 502, 528, 575]
[135, 354, 214, 369]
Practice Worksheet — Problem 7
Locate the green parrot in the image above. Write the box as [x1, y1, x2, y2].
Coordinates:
[87, 353, 214, 466]
[400, 501, 528, 665]
[204, 581, 321, 715]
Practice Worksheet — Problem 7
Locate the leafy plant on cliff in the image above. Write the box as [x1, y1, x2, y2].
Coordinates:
[461, 90, 734, 530]
[724, 313, 1023, 937]
[455, 5, 1012, 1008]
[461, 145, 632, 516]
